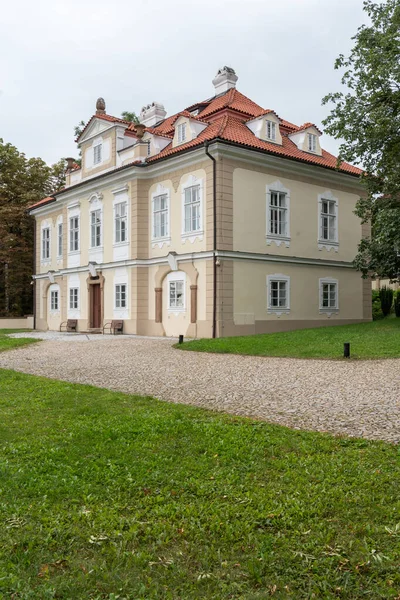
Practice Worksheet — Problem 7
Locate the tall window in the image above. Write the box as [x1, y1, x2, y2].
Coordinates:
[69, 216, 79, 252]
[320, 199, 337, 242]
[184, 185, 201, 233]
[50, 290, 59, 311]
[169, 280, 184, 309]
[91, 209, 101, 248]
[93, 143, 102, 165]
[266, 120, 276, 141]
[115, 202, 127, 243]
[320, 280, 338, 310]
[69, 288, 79, 310]
[153, 194, 168, 239]
[57, 223, 63, 257]
[308, 133, 317, 152]
[42, 227, 50, 260]
[269, 280, 287, 308]
[115, 284, 127, 309]
[177, 123, 186, 143]
[268, 191, 287, 236]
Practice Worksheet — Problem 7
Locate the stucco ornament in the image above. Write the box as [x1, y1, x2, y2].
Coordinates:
[96, 98, 106, 114]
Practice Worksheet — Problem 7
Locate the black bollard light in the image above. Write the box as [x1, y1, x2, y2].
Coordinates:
[344, 342, 350, 358]
[179, 335, 184, 344]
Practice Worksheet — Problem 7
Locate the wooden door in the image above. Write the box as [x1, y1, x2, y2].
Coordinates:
[91, 284, 101, 328]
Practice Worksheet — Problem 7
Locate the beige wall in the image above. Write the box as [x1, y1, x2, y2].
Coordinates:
[0, 316, 34, 329]
[81, 129, 117, 178]
[232, 166, 361, 262]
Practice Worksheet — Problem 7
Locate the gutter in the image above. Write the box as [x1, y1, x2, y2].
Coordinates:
[204, 141, 217, 338]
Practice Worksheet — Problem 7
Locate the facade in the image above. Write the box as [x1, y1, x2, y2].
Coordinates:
[30, 67, 371, 338]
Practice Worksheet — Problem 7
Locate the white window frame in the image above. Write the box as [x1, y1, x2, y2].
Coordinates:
[41, 226, 50, 261]
[177, 122, 186, 144]
[318, 191, 339, 251]
[181, 175, 204, 241]
[69, 287, 79, 310]
[69, 215, 80, 253]
[90, 208, 102, 249]
[57, 221, 63, 258]
[114, 201, 128, 244]
[267, 274, 290, 315]
[50, 288, 59, 312]
[266, 181, 291, 247]
[152, 189, 170, 244]
[93, 141, 102, 165]
[266, 120, 276, 141]
[308, 133, 317, 153]
[115, 283, 127, 309]
[319, 278, 339, 313]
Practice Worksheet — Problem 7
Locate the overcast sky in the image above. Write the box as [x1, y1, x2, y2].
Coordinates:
[0, 0, 366, 165]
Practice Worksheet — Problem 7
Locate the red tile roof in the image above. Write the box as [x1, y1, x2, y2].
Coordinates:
[295, 122, 323, 135]
[29, 196, 55, 209]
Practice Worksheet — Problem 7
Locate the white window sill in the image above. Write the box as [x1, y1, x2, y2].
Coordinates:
[152, 236, 171, 248]
[266, 235, 291, 248]
[89, 245, 103, 251]
[68, 250, 80, 255]
[181, 231, 204, 244]
[319, 309, 339, 316]
[267, 308, 290, 317]
[113, 241, 129, 247]
[41, 259, 51, 265]
[168, 307, 185, 313]
[318, 241, 339, 252]
[49, 310, 60, 315]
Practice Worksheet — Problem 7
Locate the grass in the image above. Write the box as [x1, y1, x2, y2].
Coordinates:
[1, 371, 400, 598]
[0, 329, 37, 353]
[178, 318, 400, 360]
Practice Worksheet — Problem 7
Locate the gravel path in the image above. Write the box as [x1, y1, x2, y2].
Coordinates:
[1, 335, 400, 443]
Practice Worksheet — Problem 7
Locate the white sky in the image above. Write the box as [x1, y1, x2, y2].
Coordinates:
[0, 0, 366, 165]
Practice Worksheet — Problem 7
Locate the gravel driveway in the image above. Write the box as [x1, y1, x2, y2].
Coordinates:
[1, 334, 399, 443]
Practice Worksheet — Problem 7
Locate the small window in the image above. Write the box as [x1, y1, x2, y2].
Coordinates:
[268, 191, 287, 236]
[320, 199, 337, 242]
[115, 202, 127, 243]
[153, 194, 169, 239]
[177, 123, 186, 144]
[69, 216, 79, 252]
[184, 185, 201, 233]
[169, 280, 184, 309]
[115, 284, 127, 309]
[50, 290, 59, 311]
[266, 120, 276, 141]
[57, 223, 63, 257]
[93, 143, 102, 165]
[91, 209, 102, 248]
[42, 227, 50, 260]
[69, 288, 79, 310]
[320, 281, 338, 310]
[269, 280, 287, 309]
[308, 133, 317, 152]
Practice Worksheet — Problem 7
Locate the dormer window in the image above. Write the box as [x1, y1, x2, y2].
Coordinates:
[308, 133, 317, 153]
[177, 123, 186, 144]
[93, 142, 102, 165]
[266, 120, 276, 141]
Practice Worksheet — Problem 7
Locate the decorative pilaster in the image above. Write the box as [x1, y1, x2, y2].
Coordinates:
[155, 288, 162, 323]
[190, 285, 198, 323]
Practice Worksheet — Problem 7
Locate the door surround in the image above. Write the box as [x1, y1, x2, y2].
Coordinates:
[86, 273, 105, 328]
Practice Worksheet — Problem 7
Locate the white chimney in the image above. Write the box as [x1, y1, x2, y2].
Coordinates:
[140, 102, 167, 127]
[212, 66, 238, 95]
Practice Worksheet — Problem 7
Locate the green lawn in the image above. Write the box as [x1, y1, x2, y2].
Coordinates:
[1, 370, 400, 598]
[0, 329, 37, 353]
[178, 318, 400, 359]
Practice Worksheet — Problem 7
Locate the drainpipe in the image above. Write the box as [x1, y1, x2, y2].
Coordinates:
[204, 141, 217, 338]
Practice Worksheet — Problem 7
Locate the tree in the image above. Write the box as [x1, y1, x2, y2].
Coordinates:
[322, 0, 400, 281]
[121, 111, 140, 124]
[0, 140, 65, 317]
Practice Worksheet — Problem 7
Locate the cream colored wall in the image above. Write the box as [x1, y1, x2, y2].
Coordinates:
[148, 168, 207, 259]
[37, 211, 64, 274]
[81, 129, 116, 178]
[233, 168, 361, 262]
[372, 278, 400, 291]
[233, 259, 364, 324]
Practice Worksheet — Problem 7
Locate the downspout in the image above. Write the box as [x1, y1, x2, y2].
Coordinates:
[204, 141, 217, 338]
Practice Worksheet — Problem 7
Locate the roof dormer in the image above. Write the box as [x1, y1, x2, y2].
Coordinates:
[246, 110, 282, 145]
[288, 123, 322, 156]
[172, 114, 207, 148]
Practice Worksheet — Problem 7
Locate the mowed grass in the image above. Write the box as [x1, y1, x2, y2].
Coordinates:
[178, 318, 400, 359]
[0, 329, 37, 353]
[1, 371, 400, 599]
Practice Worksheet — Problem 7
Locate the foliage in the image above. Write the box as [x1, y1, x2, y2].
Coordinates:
[0, 140, 67, 317]
[1, 369, 400, 599]
[322, 0, 400, 281]
[379, 285, 394, 316]
[394, 289, 400, 317]
[121, 111, 140, 124]
[372, 289, 384, 320]
[178, 318, 400, 359]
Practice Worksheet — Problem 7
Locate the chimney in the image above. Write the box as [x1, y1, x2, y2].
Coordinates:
[133, 140, 149, 162]
[140, 101, 167, 127]
[96, 97, 106, 115]
[212, 66, 238, 95]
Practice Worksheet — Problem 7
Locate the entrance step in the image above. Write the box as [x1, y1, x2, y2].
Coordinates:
[80, 328, 103, 335]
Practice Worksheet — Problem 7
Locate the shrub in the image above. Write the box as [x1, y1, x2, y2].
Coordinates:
[372, 289, 384, 320]
[379, 286, 394, 317]
[394, 290, 400, 318]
